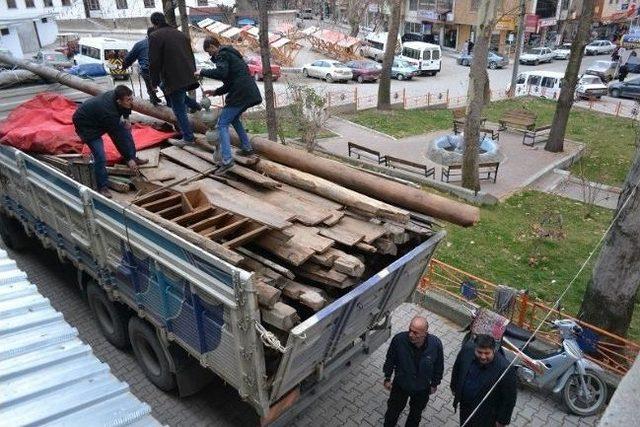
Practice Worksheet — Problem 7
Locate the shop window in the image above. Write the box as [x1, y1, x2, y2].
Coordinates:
[6, 0, 16, 9]
[409, 0, 418, 11]
[25, 0, 35, 8]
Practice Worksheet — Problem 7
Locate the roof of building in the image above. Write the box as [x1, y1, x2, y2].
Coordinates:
[0, 249, 162, 426]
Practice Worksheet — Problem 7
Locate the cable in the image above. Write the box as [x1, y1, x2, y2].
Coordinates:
[461, 177, 640, 427]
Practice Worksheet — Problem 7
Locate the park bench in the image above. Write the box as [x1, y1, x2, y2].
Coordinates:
[347, 142, 386, 165]
[452, 107, 498, 140]
[385, 155, 435, 179]
[441, 162, 500, 184]
[498, 109, 551, 146]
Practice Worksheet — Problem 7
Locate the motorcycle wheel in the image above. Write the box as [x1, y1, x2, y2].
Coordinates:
[562, 369, 607, 416]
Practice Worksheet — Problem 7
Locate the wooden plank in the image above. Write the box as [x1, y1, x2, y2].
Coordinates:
[205, 218, 251, 240]
[141, 193, 183, 212]
[236, 247, 296, 280]
[318, 225, 364, 247]
[311, 247, 365, 277]
[140, 168, 176, 182]
[256, 232, 315, 267]
[283, 225, 334, 253]
[156, 204, 183, 219]
[107, 166, 137, 176]
[280, 280, 328, 311]
[189, 212, 232, 232]
[295, 263, 355, 289]
[223, 225, 269, 248]
[133, 189, 175, 206]
[337, 216, 386, 244]
[255, 280, 281, 309]
[107, 179, 130, 193]
[161, 146, 214, 172]
[260, 302, 300, 332]
[133, 147, 161, 168]
[355, 242, 377, 253]
[173, 206, 216, 226]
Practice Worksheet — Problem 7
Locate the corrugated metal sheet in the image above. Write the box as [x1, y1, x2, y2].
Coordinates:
[0, 249, 162, 427]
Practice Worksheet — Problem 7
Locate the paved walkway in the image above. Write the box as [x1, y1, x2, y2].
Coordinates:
[533, 170, 621, 210]
[0, 239, 600, 426]
[321, 117, 583, 200]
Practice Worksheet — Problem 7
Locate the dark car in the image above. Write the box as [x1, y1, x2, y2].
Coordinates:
[456, 51, 508, 69]
[609, 78, 640, 99]
[343, 59, 381, 83]
[401, 32, 437, 44]
[626, 54, 640, 73]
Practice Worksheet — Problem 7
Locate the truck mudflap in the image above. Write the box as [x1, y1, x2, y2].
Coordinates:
[269, 231, 444, 401]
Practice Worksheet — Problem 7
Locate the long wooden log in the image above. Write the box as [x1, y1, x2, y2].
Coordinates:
[0, 53, 479, 226]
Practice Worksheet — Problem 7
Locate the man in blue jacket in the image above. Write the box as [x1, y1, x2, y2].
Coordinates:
[383, 316, 444, 427]
[123, 28, 161, 105]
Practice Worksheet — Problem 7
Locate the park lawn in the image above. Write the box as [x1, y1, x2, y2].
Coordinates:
[244, 116, 335, 139]
[434, 190, 640, 340]
[343, 97, 636, 186]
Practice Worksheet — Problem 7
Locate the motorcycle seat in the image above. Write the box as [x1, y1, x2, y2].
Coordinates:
[504, 323, 536, 342]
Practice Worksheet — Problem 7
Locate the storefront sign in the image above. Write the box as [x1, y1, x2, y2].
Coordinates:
[538, 18, 557, 28]
[418, 10, 439, 21]
[524, 14, 539, 33]
[495, 16, 516, 31]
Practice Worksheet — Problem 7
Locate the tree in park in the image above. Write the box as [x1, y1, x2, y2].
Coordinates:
[377, 0, 402, 110]
[258, 0, 279, 141]
[545, 0, 595, 153]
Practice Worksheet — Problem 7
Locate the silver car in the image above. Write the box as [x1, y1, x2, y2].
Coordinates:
[584, 40, 616, 56]
[302, 60, 353, 83]
[585, 60, 618, 82]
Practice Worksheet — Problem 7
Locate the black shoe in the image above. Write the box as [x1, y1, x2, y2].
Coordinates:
[214, 161, 235, 175]
[239, 148, 257, 157]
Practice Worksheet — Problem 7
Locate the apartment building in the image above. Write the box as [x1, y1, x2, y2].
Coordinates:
[57, 0, 235, 20]
[403, 0, 456, 47]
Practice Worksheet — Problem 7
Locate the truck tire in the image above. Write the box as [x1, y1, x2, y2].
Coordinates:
[87, 281, 130, 349]
[129, 317, 177, 391]
[0, 212, 28, 251]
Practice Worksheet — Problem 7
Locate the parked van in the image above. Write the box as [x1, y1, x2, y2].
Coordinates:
[75, 37, 132, 80]
[399, 41, 441, 76]
[361, 32, 402, 62]
[514, 71, 564, 99]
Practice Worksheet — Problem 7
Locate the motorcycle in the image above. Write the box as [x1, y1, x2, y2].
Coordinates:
[463, 309, 608, 416]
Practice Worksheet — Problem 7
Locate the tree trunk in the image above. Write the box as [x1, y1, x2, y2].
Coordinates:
[545, 0, 594, 153]
[461, 0, 500, 191]
[162, 0, 177, 27]
[377, 0, 402, 110]
[508, 0, 525, 97]
[258, 0, 278, 141]
[176, 0, 190, 41]
[578, 144, 640, 337]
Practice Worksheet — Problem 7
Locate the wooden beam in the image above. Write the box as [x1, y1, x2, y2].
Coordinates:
[318, 226, 364, 247]
[205, 218, 250, 240]
[223, 225, 269, 248]
[281, 280, 328, 311]
[156, 204, 183, 219]
[296, 263, 356, 289]
[255, 279, 281, 309]
[189, 212, 233, 233]
[260, 302, 300, 332]
[172, 206, 215, 226]
[256, 232, 315, 266]
[140, 193, 183, 212]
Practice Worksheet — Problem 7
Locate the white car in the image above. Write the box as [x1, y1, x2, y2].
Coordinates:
[302, 60, 353, 83]
[553, 43, 572, 60]
[575, 75, 608, 99]
[585, 40, 616, 56]
[519, 47, 554, 65]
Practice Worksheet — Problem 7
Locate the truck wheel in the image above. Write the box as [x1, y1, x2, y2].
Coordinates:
[129, 317, 177, 391]
[397, 73, 405, 81]
[489, 61, 497, 69]
[0, 212, 28, 251]
[87, 281, 130, 349]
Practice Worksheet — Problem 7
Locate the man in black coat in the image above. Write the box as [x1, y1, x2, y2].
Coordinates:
[148, 12, 199, 144]
[382, 316, 444, 427]
[450, 334, 517, 427]
[197, 37, 263, 175]
[72, 85, 147, 198]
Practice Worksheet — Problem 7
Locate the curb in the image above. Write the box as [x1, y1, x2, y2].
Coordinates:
[329, 116, 398, 141]
[522, 139, 586, 195]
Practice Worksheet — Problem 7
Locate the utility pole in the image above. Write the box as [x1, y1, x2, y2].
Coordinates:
[508, 0, 526, 97]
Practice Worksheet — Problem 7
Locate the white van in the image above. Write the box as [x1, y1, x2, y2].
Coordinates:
[75, 37, 132, 80]
[514, 71, 564, 99]
[361, 32, 402, 62]
[399, 41, 441, 76]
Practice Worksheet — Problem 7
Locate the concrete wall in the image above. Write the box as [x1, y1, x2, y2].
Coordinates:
[34, 16, 59, 46]
[0, 26, 23, 58]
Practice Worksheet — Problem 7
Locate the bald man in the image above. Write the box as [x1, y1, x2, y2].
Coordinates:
[383, 316, 444, 427]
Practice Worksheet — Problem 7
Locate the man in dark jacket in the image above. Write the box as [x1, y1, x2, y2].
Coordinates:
[148, 12, 199, 145]
[123, 27, 162, 105]
[198, 37, 263, 175]
[383, 316, 444, 427]
[450, 334, 517, 427]
[72, 85, 148, 199]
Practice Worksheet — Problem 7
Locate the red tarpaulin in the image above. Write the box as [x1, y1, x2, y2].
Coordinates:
[0, 93, 174, 164]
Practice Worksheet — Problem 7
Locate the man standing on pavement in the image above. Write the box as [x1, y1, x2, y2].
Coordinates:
[72, 85, 148, 199]
[382, 316, 444, 427]
[123, 27, 162, 105]
[148, 12, 199, 145]
[450, 334, 517, 427]
[197, 37, 263, 175]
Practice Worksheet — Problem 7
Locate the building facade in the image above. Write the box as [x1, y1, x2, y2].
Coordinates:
[57, 0, 235, 20]
[403, 0, 456, 47]
[0, 0, 72, 58]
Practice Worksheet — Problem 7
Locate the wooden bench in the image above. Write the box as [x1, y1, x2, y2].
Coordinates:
[385, 155, 435, 179]
[498, 109, 536, 132]
[347, 142, 386, 165]
[452, 107, 487, 134]
[441, 162, 500, 183]
[522, 125, 552, 146]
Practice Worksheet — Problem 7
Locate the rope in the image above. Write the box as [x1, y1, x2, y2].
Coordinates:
[461, 177, 639, 426]
[254, 319, 287, 353]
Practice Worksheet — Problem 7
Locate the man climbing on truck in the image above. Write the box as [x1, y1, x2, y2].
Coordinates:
[197, 36, 263, 175]
[72, 85, 148, 198]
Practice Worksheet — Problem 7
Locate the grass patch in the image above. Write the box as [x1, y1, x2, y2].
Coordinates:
[245, 115, 335, 140]
[343, 108, 452, 138]
[435, 190, 640, 340]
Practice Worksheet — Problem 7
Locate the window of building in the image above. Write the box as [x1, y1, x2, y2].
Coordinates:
[404, 21, 421, 34]
[88, 0, 100, 10]
[25, 0, 35, 8]
[471, 0, 479, 11]
[116, 0, 128, 9]
[198, 0, 208, 5]
[409, 0, 418, 11]
[6, 0, 17, 9]
[1, 28, 9, 36]
[61, 0, 71, 5]
[144, 0, 156, 8]
[419, 0, 435, 10]
[43, 0, 53, 6]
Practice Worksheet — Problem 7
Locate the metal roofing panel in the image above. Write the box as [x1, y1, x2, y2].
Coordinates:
[0, 249, 162, 427]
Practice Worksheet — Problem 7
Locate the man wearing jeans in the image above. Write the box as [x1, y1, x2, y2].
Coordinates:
[72, 85, 148, 198]
[198, 37, 263, 175]
[148, 12, 199, 145]
[123, 27, 162, 105]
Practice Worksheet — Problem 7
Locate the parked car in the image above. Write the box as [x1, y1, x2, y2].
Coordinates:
[391, 58, 418, 80]
[343, 59, 381, 83]
[608, 78, 640, 99]
[401, 32, 437, 44]
[585, 60, 618, 82]
[626, 54, 640, 73]
[456, 51, 508, 69]
[245, 56, 281, 81]
[585, 40, 616, 55]
[575, 75, 608, 99]
[519, 47, 554, 65]
[32, 50, 74, 70]
[302, 59, 353, 83]
[553, 43, 573, 59]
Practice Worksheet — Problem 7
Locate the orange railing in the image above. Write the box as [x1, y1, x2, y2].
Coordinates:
[419, 259, 640, 376]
